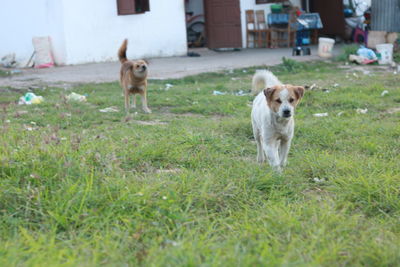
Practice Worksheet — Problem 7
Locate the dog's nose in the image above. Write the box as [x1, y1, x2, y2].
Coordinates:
[142, 65, 147, 70]
[283, 109, 291, 117]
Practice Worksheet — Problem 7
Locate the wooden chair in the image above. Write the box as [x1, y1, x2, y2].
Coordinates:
[245, 10, 258, 48]
[269, 11, 297, 48]
[255, 10, 271, 48]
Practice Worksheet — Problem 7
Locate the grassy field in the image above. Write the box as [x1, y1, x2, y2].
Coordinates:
[1, 60, 399, 266]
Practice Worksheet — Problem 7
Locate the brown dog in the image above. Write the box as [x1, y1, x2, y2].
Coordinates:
[118, 39, 151, 113]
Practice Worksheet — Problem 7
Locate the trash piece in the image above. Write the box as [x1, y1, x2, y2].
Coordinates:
[381, 90, 389, 96]
[362, 70, 371, 75]
[213, 90, 227, 95]
[376, 43, 393, 65]
[357, 46, 377, 60]
[307, 83, 317, 90]
[333, 83, 339, 88]
[313, 113, 328, 117]
[349, 54, 376, 65]
[352, 72, 359, 78]
[99, 106, 119, 113]
[164, 83, 173, 90]
[32, 36, 54, 68]
[318, 37, 335, 58]
[1, 53, 17, 68]
[356, 108, 368, 114]
[66, 92, 87, 102]
[337, 111, 344, 116]
[10, 69, 22, 74]
[322, 89, 330, 93]
[235, 90, 249, 96]
[24, 125, 36, 131]
[313, 177, 326, 183]
[18, 93, 44, 105]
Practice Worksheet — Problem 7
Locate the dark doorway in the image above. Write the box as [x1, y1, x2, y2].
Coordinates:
[204, 0, 242, 49]
[309, 0, 345, 38]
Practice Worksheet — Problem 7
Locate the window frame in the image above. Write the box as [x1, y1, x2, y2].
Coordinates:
[256, 0, 285, 4]
[117, 0, 150, 16]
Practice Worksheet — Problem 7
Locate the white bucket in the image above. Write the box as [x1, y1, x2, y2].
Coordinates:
[376, 43, 393, 64]
[318, 37, 335, 58]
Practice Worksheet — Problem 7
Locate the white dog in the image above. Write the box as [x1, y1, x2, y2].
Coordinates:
[251, 70, 305, 172]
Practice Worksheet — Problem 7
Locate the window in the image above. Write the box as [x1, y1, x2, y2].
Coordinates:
[117, 0, 150, 15]
[256, 0, 285, 4]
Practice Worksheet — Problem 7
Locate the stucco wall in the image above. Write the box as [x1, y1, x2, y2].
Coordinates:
[61, 0, 187, 65]
[0, 0, 67, 65]
[0, 0, 187, 65]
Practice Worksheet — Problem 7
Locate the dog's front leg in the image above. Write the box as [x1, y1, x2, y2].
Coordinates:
[125, 93, 130, 114]
[131, 94, 136, 109]
[279, 139, 291, 168]
[262, 140, 281, 172]
[141, 92, 152, 113]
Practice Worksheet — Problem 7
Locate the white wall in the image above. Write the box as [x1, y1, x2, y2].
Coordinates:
[0, 0, 67, 65]
[61, 0, 187, 64]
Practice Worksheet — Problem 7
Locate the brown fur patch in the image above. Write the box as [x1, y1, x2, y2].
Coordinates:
[263, 84, 305, 112]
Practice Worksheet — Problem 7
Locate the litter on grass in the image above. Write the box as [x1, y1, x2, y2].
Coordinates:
[313, 113, 328, 117]
[164, 83, 173, 90]
[66, 92, 87, 102]
[99, 106, 119, 113]
[235, 90, 249, 96]
[18, 92, 44, 105]
[381, 90, 389, 96]
[213, 90, 227, 95]
[356, 108, 368, 114]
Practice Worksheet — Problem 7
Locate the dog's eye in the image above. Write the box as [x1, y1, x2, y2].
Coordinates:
[276, 99, 282, 104]
[289, 98, 294, 103]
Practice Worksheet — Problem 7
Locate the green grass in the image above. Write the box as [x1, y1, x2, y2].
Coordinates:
[1, 61, 400, 266]
[335, 44, 359, 62]
[0, 69, 10, 77]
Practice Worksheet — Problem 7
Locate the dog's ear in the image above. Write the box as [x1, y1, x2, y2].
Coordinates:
[294, 86, 305, 100]
[263, 87, 276, 101]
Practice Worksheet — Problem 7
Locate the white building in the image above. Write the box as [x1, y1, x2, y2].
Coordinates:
[0, 0, 302, 66]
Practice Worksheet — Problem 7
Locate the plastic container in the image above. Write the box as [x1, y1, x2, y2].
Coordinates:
[318, 37, 335, 58]
[376, 43, 393, 64]
[270, 4, 283, 13]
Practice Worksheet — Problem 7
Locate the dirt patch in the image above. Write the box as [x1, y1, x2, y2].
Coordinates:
[386, 107, 400, 114]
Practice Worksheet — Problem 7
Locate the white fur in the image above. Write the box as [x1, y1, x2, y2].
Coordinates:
[251, 70, 295, 173]
[251, 69, 281, 95]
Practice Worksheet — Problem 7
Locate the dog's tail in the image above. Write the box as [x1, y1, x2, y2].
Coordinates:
[251, 70, 281, 95]
[118, 39, 128, 64]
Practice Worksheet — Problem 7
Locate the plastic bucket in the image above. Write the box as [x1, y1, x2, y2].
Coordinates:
[318, 37, 335, 58]
[376, 43, 393, 64]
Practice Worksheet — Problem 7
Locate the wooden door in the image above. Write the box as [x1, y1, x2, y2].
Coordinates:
[204, 0, 242, 49]
[310, 0, 345, 37]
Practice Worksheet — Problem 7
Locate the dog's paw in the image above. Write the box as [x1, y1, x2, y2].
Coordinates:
[273, 165, 282, 174]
